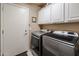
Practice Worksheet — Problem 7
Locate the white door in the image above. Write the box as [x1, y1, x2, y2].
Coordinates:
[2, 4, 29, 56]
[51, 3, 64, 23]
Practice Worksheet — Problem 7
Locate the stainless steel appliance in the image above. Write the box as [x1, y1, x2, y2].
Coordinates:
[42, 31, 79, 56]
[31, 30, 50, 56]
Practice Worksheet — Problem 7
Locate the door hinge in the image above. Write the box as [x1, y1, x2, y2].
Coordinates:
[2, 29, 4, 35]
[2, 6, 4, 12]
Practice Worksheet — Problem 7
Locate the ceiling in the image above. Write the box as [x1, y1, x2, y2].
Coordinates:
[27, 3, 47, 7]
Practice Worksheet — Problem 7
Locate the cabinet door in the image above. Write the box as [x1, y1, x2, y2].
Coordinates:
[38, 5, 51, 24]
[43, 5, 51, 24]
[51, 3, 64, 23]
[65, 3, 79, 22]
[38, 8, 45, 24]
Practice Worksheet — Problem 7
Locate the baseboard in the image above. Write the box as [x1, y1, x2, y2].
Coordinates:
[16, 51, 27, 56]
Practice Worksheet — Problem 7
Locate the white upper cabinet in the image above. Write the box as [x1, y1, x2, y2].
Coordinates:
[51, 3, 64, 23]
[38, 3, 79, 24]
[38, 8, 45, 24]
[38, 5, 51, 24]
[65, 3, 79, 22]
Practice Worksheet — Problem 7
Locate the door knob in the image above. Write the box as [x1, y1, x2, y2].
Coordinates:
[25, 30, 27, 32]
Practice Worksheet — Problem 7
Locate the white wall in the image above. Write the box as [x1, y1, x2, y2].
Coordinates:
[29, 5, 41, 32]
[28, 4, 41, 48]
